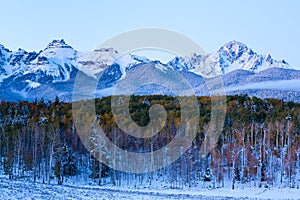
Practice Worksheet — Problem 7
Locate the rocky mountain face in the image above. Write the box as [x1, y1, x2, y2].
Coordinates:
[0, 39, 299, 102]
[168, 40, 291, 74]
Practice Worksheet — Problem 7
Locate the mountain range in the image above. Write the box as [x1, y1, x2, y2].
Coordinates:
[0, 39, 299, 102]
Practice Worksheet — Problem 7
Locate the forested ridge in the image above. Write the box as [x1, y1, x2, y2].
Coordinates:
[0, 95, 299, 189]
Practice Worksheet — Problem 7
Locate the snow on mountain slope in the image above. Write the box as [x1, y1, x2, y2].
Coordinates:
[168, 40, 291, 76]
[77, 47, 118, 78]
[243, 67, 300, 83]
[220, 69, 255, 87]
[77, 48, 152, 79]
[218, 41, 291, 73]
[24, 39, 77, 81]
[115, 54, 151, 78]
[0, 39, 299, 102]
[0, 44, 13, 81]
[0, 39, 76, 83]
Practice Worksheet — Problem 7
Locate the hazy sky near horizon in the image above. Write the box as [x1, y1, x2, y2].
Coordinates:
[0, 0, 299, 68]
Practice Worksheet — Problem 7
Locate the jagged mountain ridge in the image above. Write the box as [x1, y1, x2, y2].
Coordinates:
[167, 40, 291, 74]
[0, 39, 299, 102]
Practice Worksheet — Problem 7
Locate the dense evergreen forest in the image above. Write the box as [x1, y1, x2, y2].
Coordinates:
[0, 95, 299, 189]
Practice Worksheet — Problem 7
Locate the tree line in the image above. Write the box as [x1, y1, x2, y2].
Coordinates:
[0, 95, 299, 189]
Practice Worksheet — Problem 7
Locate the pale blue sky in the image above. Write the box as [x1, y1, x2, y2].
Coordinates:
[0, 0, 299, 68]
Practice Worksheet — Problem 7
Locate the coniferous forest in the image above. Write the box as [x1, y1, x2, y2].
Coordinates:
[0, 95, 299, 190]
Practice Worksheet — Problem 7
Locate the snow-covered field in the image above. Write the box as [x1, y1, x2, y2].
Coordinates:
[0, 177, 299, 200]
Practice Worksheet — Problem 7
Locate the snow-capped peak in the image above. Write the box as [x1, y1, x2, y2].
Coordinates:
[18, 39, 78, 82]
[219, 40, 250, 62]
[0, 44, 12, 62]
[217, 40, 291, 73]
[0, 44, 11, 53]
[15, 48, 27, 55]
[45, 39, 73, 50]
[77, 48, 153, 78]
[76, 48, 119, 77]
[29, 39, 76, 63]
[168, 40, 292, 76]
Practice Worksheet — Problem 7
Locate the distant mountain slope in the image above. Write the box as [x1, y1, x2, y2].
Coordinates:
[0, 40, 299, 102]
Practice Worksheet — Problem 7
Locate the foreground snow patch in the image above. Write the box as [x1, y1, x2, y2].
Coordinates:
[0, 177, 299, 200]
